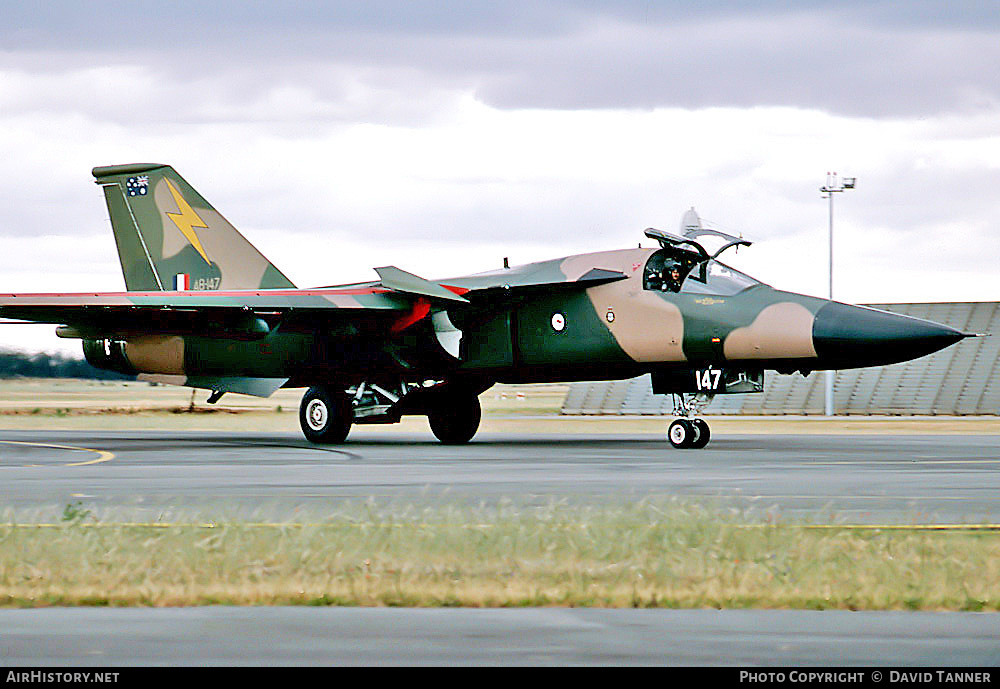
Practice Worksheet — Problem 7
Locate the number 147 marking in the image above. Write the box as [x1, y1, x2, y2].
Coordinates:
[695, 368, 722, 391]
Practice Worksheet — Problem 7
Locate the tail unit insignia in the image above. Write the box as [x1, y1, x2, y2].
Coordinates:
[92, 163, 296, 292]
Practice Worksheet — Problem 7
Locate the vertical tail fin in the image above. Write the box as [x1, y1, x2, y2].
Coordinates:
[92, 164, 296, 291]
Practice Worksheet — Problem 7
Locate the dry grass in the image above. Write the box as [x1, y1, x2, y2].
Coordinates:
[3, 501, 999, 610]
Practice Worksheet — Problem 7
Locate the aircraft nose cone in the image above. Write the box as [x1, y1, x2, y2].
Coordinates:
[813, 301, 968, 368]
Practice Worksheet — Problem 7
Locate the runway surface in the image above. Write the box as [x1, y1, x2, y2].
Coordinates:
[2, 607, 998, 666]
[1, 429, 999, 523]
[2, 428, 999, 666]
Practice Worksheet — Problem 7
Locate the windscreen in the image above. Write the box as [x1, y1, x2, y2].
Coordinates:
[680, 259, 762, 295]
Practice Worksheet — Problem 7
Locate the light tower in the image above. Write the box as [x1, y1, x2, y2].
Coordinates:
[820, 172, 856, 416]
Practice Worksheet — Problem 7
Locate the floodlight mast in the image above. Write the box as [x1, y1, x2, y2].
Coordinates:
[820, 172, 856, 416]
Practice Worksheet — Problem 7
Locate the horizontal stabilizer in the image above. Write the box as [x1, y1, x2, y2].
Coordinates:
[375, 266, 469, 303]
[0, 285, 411, 340]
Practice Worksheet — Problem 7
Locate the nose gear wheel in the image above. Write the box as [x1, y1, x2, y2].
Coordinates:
[668, 393, 713, 449]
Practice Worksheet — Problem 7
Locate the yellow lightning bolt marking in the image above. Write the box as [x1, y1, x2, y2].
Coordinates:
[164, 179, 212, 265]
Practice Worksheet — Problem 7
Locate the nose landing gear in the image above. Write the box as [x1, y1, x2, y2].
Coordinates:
[668, 393, 713, 449]
[668, 418, 710, 449]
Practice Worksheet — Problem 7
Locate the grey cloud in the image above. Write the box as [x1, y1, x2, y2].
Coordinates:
[6, 2, 999, 44]
[3, 2, 998, 118]
[481, 23, 999, 116]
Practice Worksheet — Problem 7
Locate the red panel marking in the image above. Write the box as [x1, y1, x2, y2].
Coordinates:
[0, 287, 393, 299]
[390, 298, 431, 334]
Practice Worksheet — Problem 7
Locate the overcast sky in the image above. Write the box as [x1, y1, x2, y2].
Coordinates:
[1, 1, 998, 353]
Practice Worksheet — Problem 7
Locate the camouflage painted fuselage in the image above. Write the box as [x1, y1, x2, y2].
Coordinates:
[444, 247, 828, 382]
[71, 246, 962, 394]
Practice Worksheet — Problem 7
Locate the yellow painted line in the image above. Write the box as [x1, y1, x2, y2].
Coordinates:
[2, 522, 1000, 532]
[1, 522, 410, 529]
[737, 524, 1000, 532]
[0, 523, 230, 529]
[686, 493, 1000, 501]
[64, 449, 115, 466]
[0, 440, 114, 467]
[817, 459, 1000, 465]
[0, 522, 419, 529]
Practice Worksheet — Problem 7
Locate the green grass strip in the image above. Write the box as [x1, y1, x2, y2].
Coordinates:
[2, 502, 999, 610]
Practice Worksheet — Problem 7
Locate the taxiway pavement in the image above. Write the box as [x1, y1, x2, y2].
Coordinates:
[1, 429, 999, 523]
[2, 607, 998, 666]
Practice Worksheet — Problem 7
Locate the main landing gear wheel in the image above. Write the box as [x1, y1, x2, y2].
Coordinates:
[668, 419, 711, 449]
[690, 419, 711, 449]
[427, 390, 482, 445]
[300, 386, 353, 444]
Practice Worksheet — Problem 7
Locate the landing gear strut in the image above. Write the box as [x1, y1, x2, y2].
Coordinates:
[668, 393, 712, 449]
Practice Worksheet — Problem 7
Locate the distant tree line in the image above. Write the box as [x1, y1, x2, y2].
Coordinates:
[0, 348, 135, 380]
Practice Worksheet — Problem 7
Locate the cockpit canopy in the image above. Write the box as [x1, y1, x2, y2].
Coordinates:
[643, 248, 763, 296]
[643, 208, 762, 296]
[643, 250, 697, 293]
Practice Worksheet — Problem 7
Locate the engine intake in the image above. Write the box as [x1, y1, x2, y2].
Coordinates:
[82, 339, 137, 375]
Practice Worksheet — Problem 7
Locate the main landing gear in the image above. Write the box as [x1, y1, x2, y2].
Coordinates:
[667, 393, 713, 449]
[427, 389, 481, 445]
[300, 386, 354, 444]
[298, 382, 483, 445]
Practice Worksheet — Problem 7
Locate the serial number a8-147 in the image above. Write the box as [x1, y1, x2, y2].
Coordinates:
[192, 277, 221, 290]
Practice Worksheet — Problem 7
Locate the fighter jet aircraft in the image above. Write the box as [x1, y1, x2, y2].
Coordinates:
[0, 164, 973, 448]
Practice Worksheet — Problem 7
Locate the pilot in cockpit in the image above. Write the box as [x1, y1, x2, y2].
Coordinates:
[643, 253, 688, 293]
[666, 266, 682, 291]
